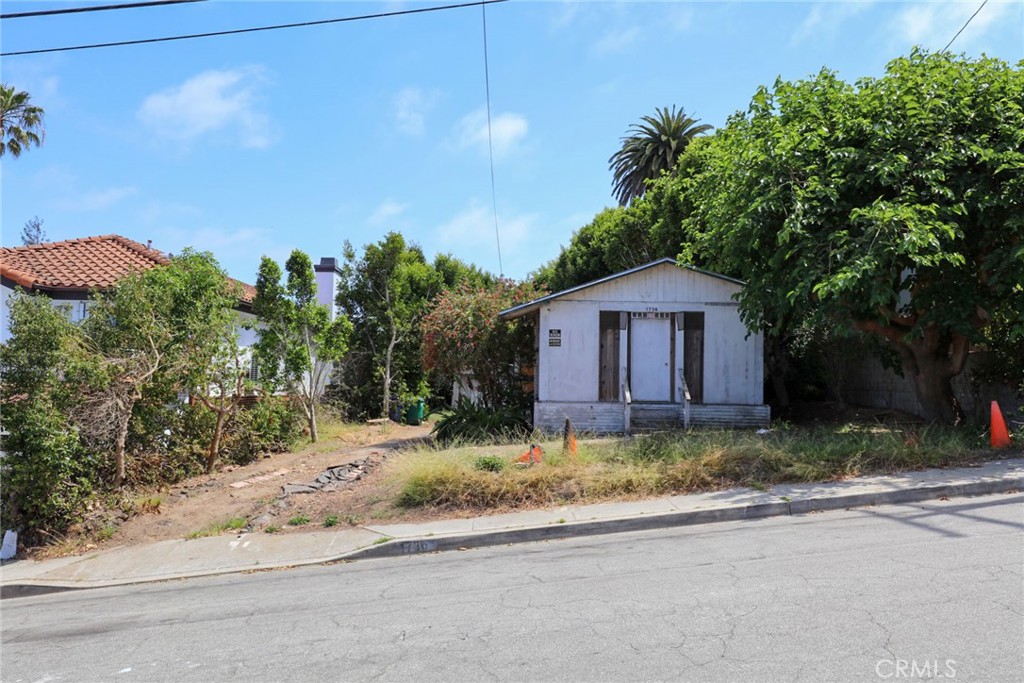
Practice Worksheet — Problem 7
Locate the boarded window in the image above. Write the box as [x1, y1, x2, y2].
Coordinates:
[599, 312, 620, 401]
[682, 312, 704, 404]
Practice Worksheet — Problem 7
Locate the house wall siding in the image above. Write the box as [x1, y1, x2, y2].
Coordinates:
[534, 262, 764, 409]
[533, 402, 770, 433]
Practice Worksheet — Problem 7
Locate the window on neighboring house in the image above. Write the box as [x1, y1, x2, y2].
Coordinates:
[247, 359, 260, 382]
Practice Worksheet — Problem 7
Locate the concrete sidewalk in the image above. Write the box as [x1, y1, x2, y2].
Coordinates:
[3, 458, 1022, 596]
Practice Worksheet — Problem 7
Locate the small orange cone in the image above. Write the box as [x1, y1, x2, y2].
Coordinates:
[563, 418, 578, 460]
[517, 444, 544, 465]
[991, 401, 1011, 449]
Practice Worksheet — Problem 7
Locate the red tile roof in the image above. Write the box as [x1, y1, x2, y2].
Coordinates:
[0, 235, 256, 304]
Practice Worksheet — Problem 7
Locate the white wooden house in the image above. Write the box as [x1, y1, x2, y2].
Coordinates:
[500, 258, 769, 432]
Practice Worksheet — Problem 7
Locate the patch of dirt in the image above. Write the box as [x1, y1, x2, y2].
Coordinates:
[30, 422, 433, 559]
[781, 401, 925, 426]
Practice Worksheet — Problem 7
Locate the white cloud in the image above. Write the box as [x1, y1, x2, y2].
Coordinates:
[367, 199, 409, 226]
[666, 6, 695, 33]
[453, 108, 529, 159]
[592, 26, 641, 55]
[892, 0, 1012, 50]
[2, 60, 62, 109]
[791, 2, 874, 45]
[57, 186, 137, 212]
[138, 67, 272, 148]
[393, 87, 439, 135]
[548, 0, 582, 30]
[436, 200, 535, 251]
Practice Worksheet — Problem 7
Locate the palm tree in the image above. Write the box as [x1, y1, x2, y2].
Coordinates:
[0, 85, 45, 158]
[608, 105, 711, 206]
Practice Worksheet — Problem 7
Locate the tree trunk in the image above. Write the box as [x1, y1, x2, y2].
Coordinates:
[205, 409, 227, 473]
[113, 404, 133, 488]
[899, 343, 965, 425]
[381, 330, 397, 420]
[856, 320, 968, 425]
[308, 400, 318, 443]
[765, 336, 790, 409]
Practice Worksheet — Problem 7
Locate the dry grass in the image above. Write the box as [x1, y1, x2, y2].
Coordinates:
[384, 424, 997, 512]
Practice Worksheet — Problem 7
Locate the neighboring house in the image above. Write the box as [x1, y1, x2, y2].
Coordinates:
[0, 234, 259, 345]
[499, 258, 770, 433]
[0, 235, 346, 387]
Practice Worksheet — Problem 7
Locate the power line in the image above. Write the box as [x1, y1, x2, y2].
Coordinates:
[481, 2, 504, 277]
[1, 0, 205, 20]
[2, 0, 509, 57]
[943, 0, 989, 52]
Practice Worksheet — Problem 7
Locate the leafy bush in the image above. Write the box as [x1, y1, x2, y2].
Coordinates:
[218, 398, 302, 465]
[0, 293, 99, 540]
[473, 455, 507, 472]
[0, 397, 99, 541]
[431, 396, 530, 444]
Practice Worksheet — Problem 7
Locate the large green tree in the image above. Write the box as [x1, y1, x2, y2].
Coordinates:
[162, 252, 250, 473]
[533, 205, 659, 292]
[335, 233, 443, 420]
[253, 250, 352, 443]
[682, 50, 1024, 424]
[421, 279, 543, 410]
[609, 105, 711, 206]
[0, 84, 45, 158]
[0, 293, 97, 536]
[77, 250, 241, 484]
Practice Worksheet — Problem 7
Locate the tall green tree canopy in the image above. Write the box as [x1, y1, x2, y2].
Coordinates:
[253, 250, 352, 442]
[609, 105, 711, 206]
[421, 279, 543, 410]
[0, 84, 45, 158]
[335, 232, 444, 419]
[682, 50, 1024, 423]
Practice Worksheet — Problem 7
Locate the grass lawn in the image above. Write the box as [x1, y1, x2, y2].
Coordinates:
[380, 423, 1014, 513]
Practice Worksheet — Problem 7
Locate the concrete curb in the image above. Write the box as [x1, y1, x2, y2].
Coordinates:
[3, 472, 1021, 598]
[345, 475, 1024, 560]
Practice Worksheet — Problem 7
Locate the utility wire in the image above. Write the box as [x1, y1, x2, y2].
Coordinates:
[943, 0, 989, 51]
[1, 0, 205, 20]
[481, 2, 504, 277]
[2, 0, 508, 57]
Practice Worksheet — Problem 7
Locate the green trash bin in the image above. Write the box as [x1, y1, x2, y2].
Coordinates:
[416, 398, 426, 423]
[404, 400, 423, 426]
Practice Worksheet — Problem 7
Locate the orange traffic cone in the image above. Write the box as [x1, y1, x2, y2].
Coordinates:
[517, 444, 544, 465]
[563, 418, 578, 460]
[991, 401, 1011, 449]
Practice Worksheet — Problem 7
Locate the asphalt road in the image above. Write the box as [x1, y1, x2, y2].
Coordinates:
[3, 494, 1022, 683]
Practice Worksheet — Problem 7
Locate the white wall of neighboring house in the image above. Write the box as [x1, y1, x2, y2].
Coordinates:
[1, 285, 93, 344]
[1, 283, 13, 343]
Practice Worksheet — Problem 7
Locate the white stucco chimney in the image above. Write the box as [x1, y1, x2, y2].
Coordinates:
[314, 257, 343, 321]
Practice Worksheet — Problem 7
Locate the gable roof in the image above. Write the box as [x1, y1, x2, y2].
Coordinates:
[0, 235, 256, 305]
[499, 258, 744, 320]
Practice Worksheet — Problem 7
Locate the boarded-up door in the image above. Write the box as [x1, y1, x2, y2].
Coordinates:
[598, 312, 620, 401]
[630, 313, 672, 402]
[683, 312, 704, 404]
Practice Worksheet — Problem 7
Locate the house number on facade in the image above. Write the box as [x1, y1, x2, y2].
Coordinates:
[548, 329, 561, 347]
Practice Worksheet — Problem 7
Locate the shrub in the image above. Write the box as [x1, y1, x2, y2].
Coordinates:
[432, 396, 530, 444]
[218, 398, 302, 465]
[473, 455, 507, 472]
[0, 397, 99, 541]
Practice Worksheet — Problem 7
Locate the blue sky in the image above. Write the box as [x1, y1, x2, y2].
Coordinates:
[2, 1, 1022, 284]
